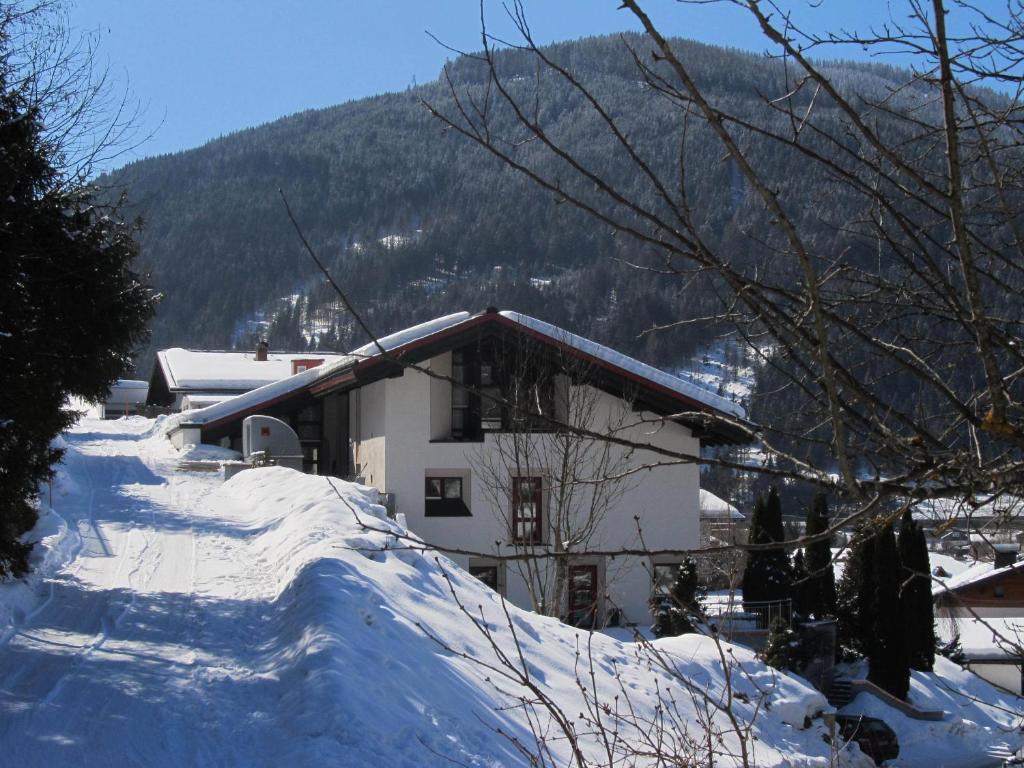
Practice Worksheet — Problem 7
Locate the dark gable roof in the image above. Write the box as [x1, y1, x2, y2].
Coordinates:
[186, 309, 755, 446]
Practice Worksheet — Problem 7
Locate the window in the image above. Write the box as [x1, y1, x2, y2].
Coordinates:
[469, 559, 505, 595]
[566, 564, 599, 628]
[479, 361, 503, 430]
[425, 476, 470, 517]
[511, 476, 543, 544]
[451, 350, 474, 439]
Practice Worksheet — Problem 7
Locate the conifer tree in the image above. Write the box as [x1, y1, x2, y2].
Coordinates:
[0, 14, 155, 578]
[803, 493, 837, 619]
[791, 549, 810, 618]
[898, 510, 935, 671]
[763, 617, 807, 672]
[868, 523, 911, 700]
[742, 487, 792, 607]
[836, 525, 876, 658]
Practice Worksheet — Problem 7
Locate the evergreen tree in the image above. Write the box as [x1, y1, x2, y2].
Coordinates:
[763, 617, 807, 673]
[803, 492, 837, 619]
[0, 31, 155, 578]
[835, 525, 876, 659]
[867, 523, 911, 700]
[742, 487, 792, 607]
[898, 510, 935, 671]
[791, 549, 810, 618]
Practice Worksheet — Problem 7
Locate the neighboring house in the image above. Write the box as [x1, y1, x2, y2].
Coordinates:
[168, 309, 752, 626]
[147, 341, 344, 411]
[697, 489, 747, 588]
[934, 551, 1024, 694]
[70, 379, 149, 419]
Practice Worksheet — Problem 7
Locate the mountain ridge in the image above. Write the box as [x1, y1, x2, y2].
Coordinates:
[103, 33, 927, 379]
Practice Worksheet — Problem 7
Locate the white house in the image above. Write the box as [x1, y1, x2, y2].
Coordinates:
[168, 309, 751, 626]
[146, 342, 345, 411]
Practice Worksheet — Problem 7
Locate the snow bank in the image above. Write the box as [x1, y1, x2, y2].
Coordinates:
[841, 657, 1023, 766]
[177, 442, 242, 462]
[202, 466, 844, 766]
[0, 437, 82, 644]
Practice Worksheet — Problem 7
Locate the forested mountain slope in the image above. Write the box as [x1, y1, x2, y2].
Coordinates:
[105, 34, 926, 375]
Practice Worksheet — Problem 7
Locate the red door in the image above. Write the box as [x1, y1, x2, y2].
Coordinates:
[567, 565, 598, 628]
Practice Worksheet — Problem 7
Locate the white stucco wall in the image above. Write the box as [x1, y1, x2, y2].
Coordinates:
[351, 357, 703, 626]
[966, 661, 1023, 695]
[350, 381, 388, 489]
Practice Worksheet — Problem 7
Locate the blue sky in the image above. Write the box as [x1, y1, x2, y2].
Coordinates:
[67, 1, 897, 168]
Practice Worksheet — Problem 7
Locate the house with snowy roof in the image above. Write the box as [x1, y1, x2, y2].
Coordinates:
[167, 308, 752, 626]
[934, 549, 1024, 694]
[147, 342, 346, 411]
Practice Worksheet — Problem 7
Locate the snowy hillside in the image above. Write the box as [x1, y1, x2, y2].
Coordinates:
[0, 418, 1019, 766]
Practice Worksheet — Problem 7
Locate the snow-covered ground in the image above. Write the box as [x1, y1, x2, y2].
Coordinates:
[0, 417, 1019, 766]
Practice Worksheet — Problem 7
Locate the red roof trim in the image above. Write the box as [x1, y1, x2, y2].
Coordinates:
[200, 387, 309, 431]
[486, 314, 721, 416]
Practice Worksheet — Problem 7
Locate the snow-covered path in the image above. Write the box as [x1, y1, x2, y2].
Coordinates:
[0, 418, 278, 764]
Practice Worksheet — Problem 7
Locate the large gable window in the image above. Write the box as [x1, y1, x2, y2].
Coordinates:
[449, 341, 555, 440]
[511, 476, 543, 544]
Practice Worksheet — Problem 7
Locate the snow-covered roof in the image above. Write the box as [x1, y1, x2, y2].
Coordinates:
[912, 494, 1024, 521]
[178, 310, 748, 432]
[156, 348, 347, 391]
[699, 489, 745, 520]
[181, 394, 239, 410]
[181, 313, 473, 427]
[106, 380, 149, 407]
[499, 312, 745, 419]
[934, 559, 1023, 596]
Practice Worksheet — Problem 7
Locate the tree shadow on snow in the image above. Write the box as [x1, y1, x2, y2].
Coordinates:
[0, 559, 539, 768]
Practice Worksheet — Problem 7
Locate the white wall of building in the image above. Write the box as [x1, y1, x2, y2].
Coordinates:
[966, 661, 1023, 695]
[347, 354, 703, 626]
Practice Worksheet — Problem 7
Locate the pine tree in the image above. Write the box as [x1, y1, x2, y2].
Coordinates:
[898, 510, 935, 671]
[867, 523, 911, 700]
[791, 549, 810, 618]
[803, 492, 837, 619]
[0, 36, 155, 578]
[742, 487, 792, 607]
[763, 617, 806, 672]
[836, 525, 876, 659]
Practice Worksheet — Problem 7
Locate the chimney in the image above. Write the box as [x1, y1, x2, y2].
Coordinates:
[255, 340, 268, 362]
[994, 545, 1019, 569]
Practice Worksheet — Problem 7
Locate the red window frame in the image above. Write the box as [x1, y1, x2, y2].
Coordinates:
[511, 476, 543, 544]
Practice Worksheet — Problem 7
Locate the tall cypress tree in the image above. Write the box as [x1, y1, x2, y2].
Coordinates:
[804, 493, 837, 618]
[791, 549, 810, 617]
[868, 523, 911, 700]
[836, 524, 876, 658]
[898, 511, 935, 671]
[742, 487, 792, 607]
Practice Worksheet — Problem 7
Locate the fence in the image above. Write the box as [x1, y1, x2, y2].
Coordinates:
[704, 599, 792, 650]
